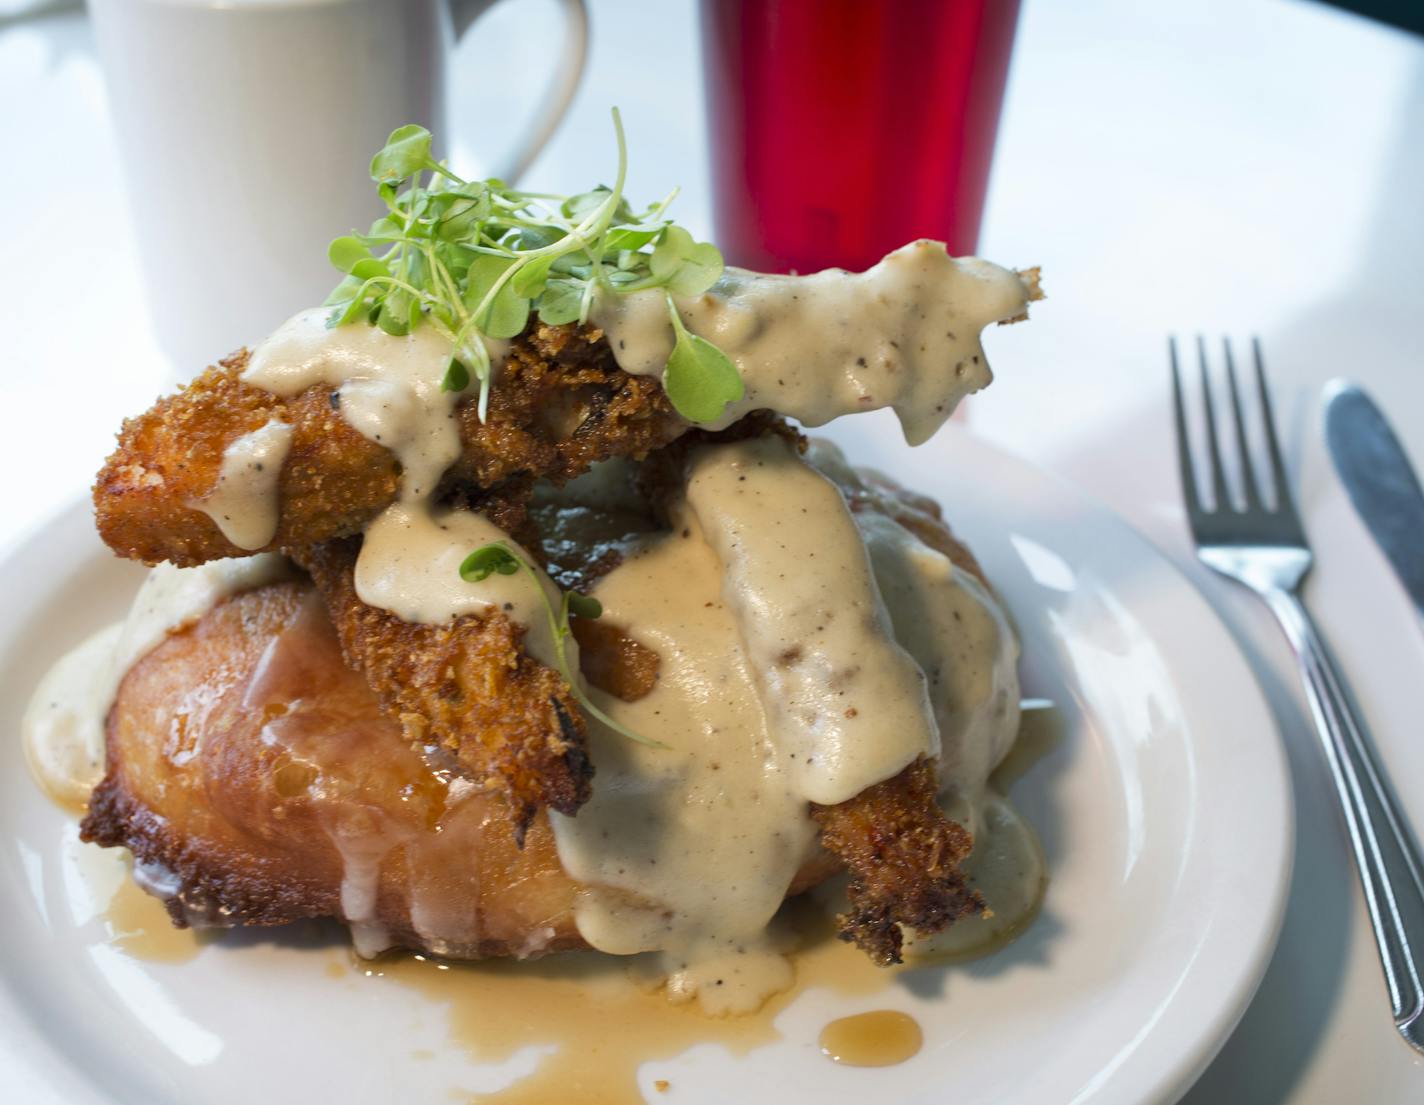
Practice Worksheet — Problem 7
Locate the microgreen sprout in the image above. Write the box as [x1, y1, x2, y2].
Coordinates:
[441, 357, 470, 394]
[664, 293, 744, 423]
[458, 542, 666, 749]
[325, 109, 742, 424]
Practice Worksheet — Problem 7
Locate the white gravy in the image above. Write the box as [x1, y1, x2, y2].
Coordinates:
[353, 503, 566, 671]
[803, 440, 1022, 813]
[550, 512, 816, 1015]
[189, 418, 293, 550]
[550, 441, 1032, 1011]
[592, 241, 1031, 444]
[245, 309, 570, 646]
[243, 308, 491, 503]
[22, 554, 291, 805]
[22, 624, 124, 807]
[683, 436, 937, 806]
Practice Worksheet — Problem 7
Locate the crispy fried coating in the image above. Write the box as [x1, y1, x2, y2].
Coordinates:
[94, 322, 686, 567]
[82, 581, 834, 954]
[809, 472, 999, 963]
[468, 323, 684, 488]
[812, 757, 981, 966]
[93, 351, 401, 567]
[294, 539, 591, 840]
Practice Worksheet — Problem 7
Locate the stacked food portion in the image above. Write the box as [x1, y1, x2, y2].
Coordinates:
[27, 119, 1043, 1014]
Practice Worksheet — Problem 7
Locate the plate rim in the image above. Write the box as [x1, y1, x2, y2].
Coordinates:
[0, 430, 1295, 1105]
[935, 427, 1295, 1105]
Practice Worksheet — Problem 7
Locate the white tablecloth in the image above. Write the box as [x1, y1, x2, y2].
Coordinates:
[2, 0, 1422, 1099]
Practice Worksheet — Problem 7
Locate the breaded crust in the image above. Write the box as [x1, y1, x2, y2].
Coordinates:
[94, 322, 686, 567]
[807, 471, 1000, 964]
[294, 539, 592, 840]
[812, 757, 980, 966]
[93, 352, 400, 567]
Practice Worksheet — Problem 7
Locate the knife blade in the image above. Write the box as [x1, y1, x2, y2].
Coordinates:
[1324, 380, 1424, 619]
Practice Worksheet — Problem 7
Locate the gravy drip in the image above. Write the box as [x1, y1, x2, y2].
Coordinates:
[592, 241, 1030, 444]
[804, 439, 1022, 813]
[549, 438, 1032, 1011]
[22, 624, 124, 809]
[244, 308, 504, 504]
[188, 417, 293, 550]
[684, 436, 938, 806]
[549, 510, 817, 1015]
[245, 310, 567, 649]
[22, 555, 290, 805]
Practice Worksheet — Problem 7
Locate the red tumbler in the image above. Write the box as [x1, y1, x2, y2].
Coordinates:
[699, 0, 1020, 274]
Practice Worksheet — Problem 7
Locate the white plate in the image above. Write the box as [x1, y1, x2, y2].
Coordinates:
[0, 428, 1292, 1105]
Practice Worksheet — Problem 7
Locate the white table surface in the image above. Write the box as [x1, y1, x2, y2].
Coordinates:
[2, 0, 1422, 1101]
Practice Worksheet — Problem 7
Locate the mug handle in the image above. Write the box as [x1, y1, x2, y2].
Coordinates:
[448, 0, 590, 183]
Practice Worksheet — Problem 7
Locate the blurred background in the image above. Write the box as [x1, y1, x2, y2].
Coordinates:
[1, 1, 1422, 1101]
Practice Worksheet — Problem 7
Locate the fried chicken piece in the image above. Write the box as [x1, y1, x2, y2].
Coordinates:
[569, 618, 660, 702]
[94, 322, 685, 567]
[483, 323, 684, 487]
[809, 470, 1001, 964]
[812, 757, 981, 966]
[82, 580, 834, 954]
[94, 351, 401, 568]
[294, 538, 591, 840]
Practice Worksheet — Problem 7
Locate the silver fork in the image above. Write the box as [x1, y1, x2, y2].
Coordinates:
[1170, 336, 1424, 1055]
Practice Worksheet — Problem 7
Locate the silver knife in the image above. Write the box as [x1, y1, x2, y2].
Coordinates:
[1324, 380, 1424, 619]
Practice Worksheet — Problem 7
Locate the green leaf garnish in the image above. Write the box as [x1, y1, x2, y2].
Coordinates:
[370, 124, 438, 183]
[460, 542, 665, 749]
[510, 254, 555, 300]
[463, 255, 530, 340]
[663, 294, 744, 423]
[459, 544, 520, 581]
[648, 226, 721, 296]
[442, 357, 470, 394]
[325, 109, 740, 425]
[328, 236, 372, 274]
[535, 279, 583, 326]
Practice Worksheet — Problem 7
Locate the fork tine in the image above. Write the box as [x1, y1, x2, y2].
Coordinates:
[1251, 337, 1292, 510]
[1169, 337, 1206, 519]
[1196, 335, 1233, 512]
[1222, 339, 1263, 510]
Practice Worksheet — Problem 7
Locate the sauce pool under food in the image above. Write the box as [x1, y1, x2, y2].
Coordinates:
[818, 1009, 925, 1067]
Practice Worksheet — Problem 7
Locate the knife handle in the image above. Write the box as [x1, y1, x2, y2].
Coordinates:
[1266, 588, 1424, 1053]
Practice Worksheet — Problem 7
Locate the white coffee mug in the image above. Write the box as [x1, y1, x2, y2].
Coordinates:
[89, 0, 588, 374]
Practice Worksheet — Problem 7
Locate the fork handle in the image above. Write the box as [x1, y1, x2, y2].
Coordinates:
[1265, 588, 1424, 1052]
